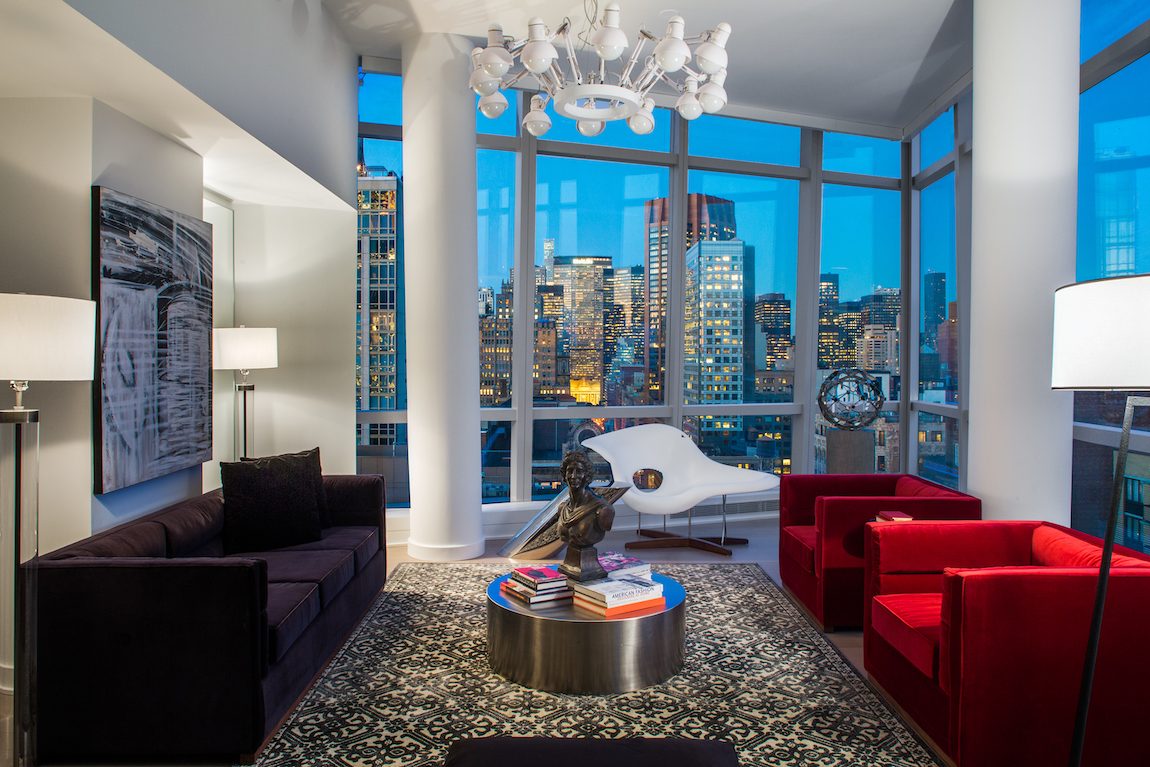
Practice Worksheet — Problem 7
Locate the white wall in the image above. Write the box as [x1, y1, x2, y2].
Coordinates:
[202, 198, 235, 492]
[65, 0, 358, 207]
[232, 203, 357, 474]
[0, 98, 206, 551]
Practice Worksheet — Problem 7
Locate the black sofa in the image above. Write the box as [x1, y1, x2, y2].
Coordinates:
[35, 474, 386, 763]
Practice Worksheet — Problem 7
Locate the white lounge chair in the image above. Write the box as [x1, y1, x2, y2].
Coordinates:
[582, 423, 780, 556]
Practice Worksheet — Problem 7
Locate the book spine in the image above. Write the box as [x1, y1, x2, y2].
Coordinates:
[570, 584, 662, 606]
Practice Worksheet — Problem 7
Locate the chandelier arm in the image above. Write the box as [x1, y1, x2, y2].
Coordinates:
[547, 64, 565, 94]
[502, 70, 530, 89]
[599, 56, 606, 84]
[679, 64, 706, 82]
[507, 39, 528, 55]
[561, 28, 582, 85]
[655, 71, 682, 92]
[618, 37, 648, 87]
[633, 61, 664, 94]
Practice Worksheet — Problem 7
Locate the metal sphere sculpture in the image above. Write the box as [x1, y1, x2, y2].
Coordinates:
[817, 369, 886, 430]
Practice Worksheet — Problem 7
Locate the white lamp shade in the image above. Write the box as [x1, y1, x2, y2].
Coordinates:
[213, 327, 279, 370]
[0, 293, 95, 381]
[1052, 274, 1150, 390]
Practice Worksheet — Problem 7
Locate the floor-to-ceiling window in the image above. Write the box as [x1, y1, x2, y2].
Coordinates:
[1072, 8, 1150, 549]
[356, 71, 410, 506]
[906, 103, 970, 490]
[816, 132, 903, 474]
[359, 61, 986, 516]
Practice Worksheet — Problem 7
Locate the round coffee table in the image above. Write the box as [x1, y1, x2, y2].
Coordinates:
[486, 572, 686, 694]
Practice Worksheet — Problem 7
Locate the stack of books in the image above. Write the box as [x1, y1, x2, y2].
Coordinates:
[570, 574, 665, 617]
[500, 565, 573, 605]
[597, 551, 652, 580]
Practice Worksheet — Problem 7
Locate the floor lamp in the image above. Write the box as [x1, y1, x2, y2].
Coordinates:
[1051, 274, 1150, 767]
[212, 327, 278, 459]
[0, 293, 95, 767]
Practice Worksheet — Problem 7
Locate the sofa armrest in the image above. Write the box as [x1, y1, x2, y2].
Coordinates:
[37, 557, 269, 759]
[817, 496, 983, 569]
[940, 566, 1150, 766]
[779, 473, 900, 528]
[324, 474, 386, 531]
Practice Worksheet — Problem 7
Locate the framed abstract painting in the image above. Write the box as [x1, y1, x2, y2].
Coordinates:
[92, 186, 213, 493]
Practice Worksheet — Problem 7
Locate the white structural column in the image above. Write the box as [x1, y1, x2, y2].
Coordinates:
[402, 33, 485, 559]
[967, 0, 1079, 522]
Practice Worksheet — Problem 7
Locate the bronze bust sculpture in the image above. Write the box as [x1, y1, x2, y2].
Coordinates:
[556, 451, 615, 581]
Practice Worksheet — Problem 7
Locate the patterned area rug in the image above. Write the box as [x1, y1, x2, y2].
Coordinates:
[255, 563, 942, 767]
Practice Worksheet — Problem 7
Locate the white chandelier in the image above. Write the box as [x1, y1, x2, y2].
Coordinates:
[469, 1, 731, 138]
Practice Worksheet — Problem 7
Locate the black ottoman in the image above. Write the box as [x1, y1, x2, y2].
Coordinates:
[444, 737, 739, 766]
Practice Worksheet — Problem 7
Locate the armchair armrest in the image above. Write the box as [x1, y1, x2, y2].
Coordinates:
[37, 557, 269, 758]
[940, 567, 1150, 766]
[817, 496, 983, 569]
[779, 473, 900, 527]
[324, 474, 386, 530]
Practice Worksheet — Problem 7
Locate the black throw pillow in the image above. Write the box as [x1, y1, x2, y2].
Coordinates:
[241, 447, 329, 527]
[221, 450, 324, 553]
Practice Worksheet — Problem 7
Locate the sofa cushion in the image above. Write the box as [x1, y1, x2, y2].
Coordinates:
[220, 453, 323, 554]
[894, 476, 956, 498]
[152, 493, 225, 556]
[243, 447, 329, 527]
[266, 582, 322, 662]
[55, 522, 167, 558]
[1031, 524, 1150, 569]
[233, 549, 356, 606]
[270, 527, 380, 572]
[780, 525, 817, 574]
[871, 593, 943, 680]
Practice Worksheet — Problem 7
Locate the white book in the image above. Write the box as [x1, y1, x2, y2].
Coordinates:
[570, 575, 663, 606]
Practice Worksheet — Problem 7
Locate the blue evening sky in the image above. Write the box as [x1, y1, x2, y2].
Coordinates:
[1078, 49, 1150, 280]
[364, 72, 903, 304]
[1080, 0, 1150, 61]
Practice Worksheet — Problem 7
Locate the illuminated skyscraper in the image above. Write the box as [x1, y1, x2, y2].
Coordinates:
[922, 271, 947, 347]
[356, 169, 406, 446]
[645, 194, 737, 403]
[479, 281, 513, 406]
[552, 255, 612, 404]
[755, 292, 792, 370]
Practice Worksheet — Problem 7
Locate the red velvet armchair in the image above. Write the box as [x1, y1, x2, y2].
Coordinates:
[864, 520, 1150, 767]
[778, 474, 981, 629]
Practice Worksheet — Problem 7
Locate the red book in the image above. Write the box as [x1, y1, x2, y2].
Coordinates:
[877, 510, 914, 522]
[572, 594, 665, 617]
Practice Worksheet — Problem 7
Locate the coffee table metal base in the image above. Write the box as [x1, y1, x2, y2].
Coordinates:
[486, 573, 686, 694]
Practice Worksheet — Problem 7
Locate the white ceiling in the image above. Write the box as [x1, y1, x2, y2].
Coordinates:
[0, 1, 347, 209]
[324, 0, 972, 137]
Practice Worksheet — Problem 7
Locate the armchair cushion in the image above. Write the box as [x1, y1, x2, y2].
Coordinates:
[780, 525, 817, 574]
[871, 593, 942, 680]
[1031, 524, 1150, 569]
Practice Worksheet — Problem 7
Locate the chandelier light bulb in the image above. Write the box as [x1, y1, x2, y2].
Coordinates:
[676, 77, 703, 121]
[697, 69, 728, 114]
[628, 98, 656, 135]
[577, 119, 605, 137]
[523, 95, 552, 137]
[480, 24, 513, 77]
[469, 49, 501, 96]
[694, 22, 731, 75]
[654, 16, 690, 73]
[477, 91, 508, 119]
[521, 18, 559, 74]
[591, 3, 629, 61]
